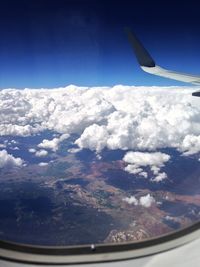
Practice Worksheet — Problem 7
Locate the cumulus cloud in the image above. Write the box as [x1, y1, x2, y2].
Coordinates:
[35, 150, 48, 157]
[67, 148, 81, 153]
[0, 85, 200, 161]
[38, 162, 48, 167]
[75, 124, 108, 152]
[0, 144, 6, 149]
[152, 172, 167, 182]
[0, 149, 24, 168]
[139, 194, 156, 208]
[165, 215, 175, 221]
[29, 148, 36, 153]
[38, 133, 69, 152]
[10, 140, 18, 145]
[123, 196, 138, 205]
[180, 134, 200, 155]
[11, 146, 19, 150]
[123, 151, 170, 166]
[123, 166, 143, 175]
[123, 194, 155, 208]
[123, 151, 170, 182]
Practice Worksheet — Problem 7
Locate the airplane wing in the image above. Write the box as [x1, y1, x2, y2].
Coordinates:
[125, 28, 200, 97]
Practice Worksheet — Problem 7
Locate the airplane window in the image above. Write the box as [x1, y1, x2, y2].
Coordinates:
[0, 0, 200, 264]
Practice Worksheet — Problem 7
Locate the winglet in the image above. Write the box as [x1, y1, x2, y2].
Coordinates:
[125, 28, 200, 97]
[125, 27, 155, 68]
[192, 91, 200, 97]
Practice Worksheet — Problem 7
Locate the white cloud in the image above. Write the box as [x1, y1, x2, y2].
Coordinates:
[123, 151, 170, 182]
[38, 162, 48, 167]
[151, 166, 160, 175]
[38, 133, 69, 152]
[10, 140, 18, 144]
[96, 154, 102, 160]
[140, 172, 148, 178]
[0, 144, 6, 149]
[67, 148, 81, 153]
[180, 134, 200, 155]
[75, 124, 108, 152]
[165, 215, 175, 221]
[123, 194, 155, 208]
[0, 149, 24, 168]
[139, 194, 155, 208]
[29, 148, 36, 153]
[11, 146, 19, 150]
[152, 172, 167, 182]
[0, 85, 200, 161]
[124, 165, 143, 174]
[35, 150, 48, 157]
[123, 196, 138, 205]
[123, 151, 170, 167]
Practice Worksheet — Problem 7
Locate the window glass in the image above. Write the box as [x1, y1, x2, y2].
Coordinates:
[0, 0, 200, 247]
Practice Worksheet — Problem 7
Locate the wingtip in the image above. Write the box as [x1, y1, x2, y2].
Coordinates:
[125, 28, 156, 68]
[192, 91, 200, 97]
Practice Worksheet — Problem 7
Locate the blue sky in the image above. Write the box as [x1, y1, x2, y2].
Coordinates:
[0, 0, 200, 88]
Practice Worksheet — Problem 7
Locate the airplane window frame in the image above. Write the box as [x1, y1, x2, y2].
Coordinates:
[0, 221, 199, 265]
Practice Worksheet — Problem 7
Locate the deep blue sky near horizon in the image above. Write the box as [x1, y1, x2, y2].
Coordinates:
[1, 0, 200, 88]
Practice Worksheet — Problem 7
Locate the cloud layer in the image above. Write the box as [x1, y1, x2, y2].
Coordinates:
[0, 85, 200, 172]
